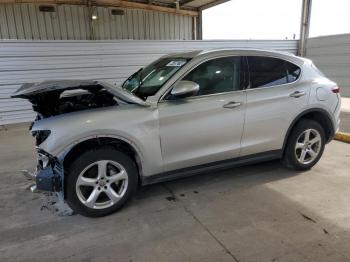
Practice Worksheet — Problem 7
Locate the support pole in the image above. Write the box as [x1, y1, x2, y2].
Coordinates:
[197, 10, 202, 40]
[193, 16, 197, 40]
[299, 0, 312, 56]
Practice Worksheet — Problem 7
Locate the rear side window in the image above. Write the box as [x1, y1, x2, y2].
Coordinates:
[247, 56, 301, 88]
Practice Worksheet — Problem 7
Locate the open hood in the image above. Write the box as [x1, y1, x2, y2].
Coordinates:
[12, 80, 148, 106]
[12, 80, 149, 120]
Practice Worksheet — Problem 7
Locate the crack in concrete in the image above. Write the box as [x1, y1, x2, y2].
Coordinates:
[298, 211, 330, 235]
[162, 184, 240, 262]
[299, 212, 317, 223]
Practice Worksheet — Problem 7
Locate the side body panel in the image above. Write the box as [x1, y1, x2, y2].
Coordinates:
[304, 62, 341, 133]
[158, 91, 246, 171]
[33, 49, 340, 182]
[241, 56, 311, 156]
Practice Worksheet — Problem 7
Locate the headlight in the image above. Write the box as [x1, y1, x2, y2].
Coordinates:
[31, 130, 51, 145]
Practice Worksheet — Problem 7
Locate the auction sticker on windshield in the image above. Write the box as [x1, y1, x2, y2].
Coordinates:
[166, 60, 187, 67]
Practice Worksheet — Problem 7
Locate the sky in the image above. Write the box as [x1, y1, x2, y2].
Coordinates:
[203, 0, 350, 40]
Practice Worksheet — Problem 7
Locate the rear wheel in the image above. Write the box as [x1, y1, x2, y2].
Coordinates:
[66, 148, 138, 217]
[282, 119, 325, 170]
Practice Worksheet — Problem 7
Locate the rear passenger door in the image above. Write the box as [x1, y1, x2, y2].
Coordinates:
[241, 56, 309, 156]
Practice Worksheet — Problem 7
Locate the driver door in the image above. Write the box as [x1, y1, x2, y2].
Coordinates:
[158, 56, 247, 172]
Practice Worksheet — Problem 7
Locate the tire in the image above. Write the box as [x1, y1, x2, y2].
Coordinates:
[66, 147, 138, 217]
[282, 119, 325, 171]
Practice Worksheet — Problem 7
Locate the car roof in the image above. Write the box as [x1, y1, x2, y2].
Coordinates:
[164, 48, 307, 66]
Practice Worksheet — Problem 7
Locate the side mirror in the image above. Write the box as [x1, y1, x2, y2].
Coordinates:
[171, 80, 199, 99]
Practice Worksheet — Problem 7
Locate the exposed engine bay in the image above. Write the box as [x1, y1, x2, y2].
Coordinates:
[30, 88, 118, 118]
[11, 80, 131, 119]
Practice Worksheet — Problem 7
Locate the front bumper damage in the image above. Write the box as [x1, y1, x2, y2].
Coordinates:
[23, 148, 73, 216]
[35, 149, 62, 192]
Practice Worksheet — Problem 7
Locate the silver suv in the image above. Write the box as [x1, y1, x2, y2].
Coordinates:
[13, 49, 341, 217]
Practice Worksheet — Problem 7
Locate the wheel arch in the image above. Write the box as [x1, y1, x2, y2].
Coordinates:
[62, 136, 144, 184]
[282, 108, 335, 154]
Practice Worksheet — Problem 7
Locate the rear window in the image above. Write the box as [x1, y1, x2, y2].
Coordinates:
[247, 56, 301, 88]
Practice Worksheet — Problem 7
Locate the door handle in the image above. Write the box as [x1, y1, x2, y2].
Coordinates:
[289, 91, 306, 98]
[223, 101, 242, 109]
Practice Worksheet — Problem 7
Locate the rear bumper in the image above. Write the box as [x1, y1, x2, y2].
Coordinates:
[326, 94, 341, 143]
[334, 94, 341, 131]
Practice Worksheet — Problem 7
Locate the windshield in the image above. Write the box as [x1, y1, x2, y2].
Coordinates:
[122, 57, 190, 100]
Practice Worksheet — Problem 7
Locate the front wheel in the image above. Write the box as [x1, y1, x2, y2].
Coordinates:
[282, 119, 325, 171]
[66, 148, 138, 217]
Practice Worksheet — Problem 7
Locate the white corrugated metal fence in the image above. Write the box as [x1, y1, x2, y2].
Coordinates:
[0, 39, 298, 125]
[306, 34, 350, 97]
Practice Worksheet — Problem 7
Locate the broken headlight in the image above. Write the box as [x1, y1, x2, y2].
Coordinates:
[32, 130, 51, 145]
[38, 151, 50, 169]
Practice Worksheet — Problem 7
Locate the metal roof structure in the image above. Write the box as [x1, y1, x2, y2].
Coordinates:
[1, 0, 313, 53]
[1, 0, 229, 16]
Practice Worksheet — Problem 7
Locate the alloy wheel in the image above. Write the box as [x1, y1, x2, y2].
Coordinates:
[295, 128, 322, 165]
[76, 160, 128, 209]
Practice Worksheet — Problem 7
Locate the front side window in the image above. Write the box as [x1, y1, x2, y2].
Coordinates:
[247, 56, 301, 89]
[181, 56, 243, 96]
[122, 57, 190, 100]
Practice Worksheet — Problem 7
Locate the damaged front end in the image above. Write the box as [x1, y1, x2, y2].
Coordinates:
[12, 80, 119, 119]
[22, 147, 72, 215]
[23, 147, 63, 193]
[35, 148, 62, 192]
[12, 80, 131, 215]
[13, 79, 147, 191]
[12, 79, 148, 119]
[13, 79, 148, 215]
[25, 127, 63, 193]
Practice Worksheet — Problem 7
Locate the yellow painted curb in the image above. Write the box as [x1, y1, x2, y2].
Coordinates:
[334, 132, 350, 143]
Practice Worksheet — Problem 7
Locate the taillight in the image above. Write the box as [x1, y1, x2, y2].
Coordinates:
[331, 86, 340, 94]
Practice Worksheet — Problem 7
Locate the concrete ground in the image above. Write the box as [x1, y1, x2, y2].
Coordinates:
[1, 125, 350, 262]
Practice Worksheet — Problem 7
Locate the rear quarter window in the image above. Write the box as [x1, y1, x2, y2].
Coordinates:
[247, 56, 301, 88]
